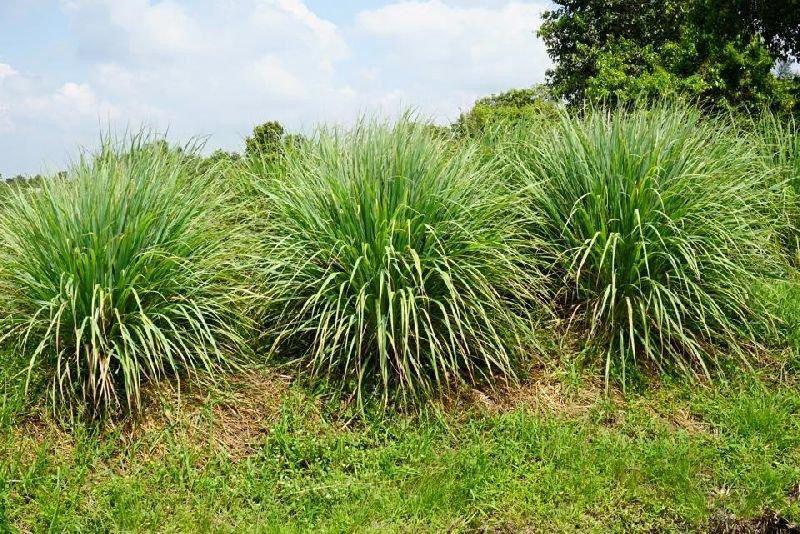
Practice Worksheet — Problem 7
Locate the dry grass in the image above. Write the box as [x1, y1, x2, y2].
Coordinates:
[6, 360, 719, 469]
[7, 368, 291, 465]
[125, 368, 291, 460]
[459, 371, 609, 418]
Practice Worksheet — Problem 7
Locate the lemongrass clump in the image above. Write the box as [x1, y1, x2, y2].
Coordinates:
[0, 134, 250, 414]
[751, 111, 800, 260]
[254, 119, 546, 405]
[509, 104, 781, 381]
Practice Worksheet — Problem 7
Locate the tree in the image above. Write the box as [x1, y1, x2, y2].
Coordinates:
[245, 121, 286, 159]
[538, 0, 800, 112]
[453, 85, 560, 136]
[777, 61, 798, 81]
[701, 0, 800, 62]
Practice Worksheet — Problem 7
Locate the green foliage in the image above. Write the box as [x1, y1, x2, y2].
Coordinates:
[2, 366, 799, 531]
[204, 148, 241, 168]
[453, 86, 559, 136]
[193, 149, 243, 181]
[245, 120, 286, 159]
[698, 0, 800, 63]
[539, 0, 800, 111]
[538, 0, 686, 104]
[253, 119, 545, 404]
[4, 101, 800, 530]
[509, 104, 781, 381]
[242, 122, 309, 182]
[0, 135, 249, 414]
[750, 111, 800, 260]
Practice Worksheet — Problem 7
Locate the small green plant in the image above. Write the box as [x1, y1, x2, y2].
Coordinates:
[509, 104, 781, 382]
[0, 134, 249, 414]
[253, 119, 546, 405]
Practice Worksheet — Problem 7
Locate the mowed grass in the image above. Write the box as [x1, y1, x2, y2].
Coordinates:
[1, 360, 799, 532]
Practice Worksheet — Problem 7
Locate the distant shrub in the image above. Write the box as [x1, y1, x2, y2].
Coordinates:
[245, 120, 288, 160]
[453, 86, 559, 137]
[254, 119, 546, 404]
[510, 104, 781, 381]
[200, 149, 242, 172]
[0, 135, 249, 414]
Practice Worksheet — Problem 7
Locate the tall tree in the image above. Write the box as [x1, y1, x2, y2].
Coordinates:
[538, 0, 800, 111]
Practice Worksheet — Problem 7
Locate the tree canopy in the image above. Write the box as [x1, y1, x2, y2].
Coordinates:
[538, 0, 800, 112]
[245, 120, 287, 159]
[453, 85, 559, 135]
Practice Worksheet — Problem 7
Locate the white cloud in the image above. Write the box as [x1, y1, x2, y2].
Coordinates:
[66, 0, 354, 134]
[354, 0, 551, 119]
[1, 0, 550, 175]
[20, 82, 118, 124]
[249, 55, 309, 100]
[61, 0, 205, 63]
[0, 65, 121, 173]
[0, 63, 18, 80]
[0, 68, 116, 133]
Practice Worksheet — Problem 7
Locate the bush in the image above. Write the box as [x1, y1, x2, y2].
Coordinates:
[254, 119, 545, 405]
[453, 86, 559, 138]
[0, 135, 249, 414]
[508, 104, 782, 381]
[245, 120, 295, 162]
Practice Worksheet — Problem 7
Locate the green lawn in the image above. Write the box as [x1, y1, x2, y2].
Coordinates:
[2, 362, 799, 532]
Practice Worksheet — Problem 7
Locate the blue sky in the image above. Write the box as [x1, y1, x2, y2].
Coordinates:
[0, 0, 552, 176]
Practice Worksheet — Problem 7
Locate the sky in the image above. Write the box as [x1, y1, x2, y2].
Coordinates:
[0, 0, 553, 176]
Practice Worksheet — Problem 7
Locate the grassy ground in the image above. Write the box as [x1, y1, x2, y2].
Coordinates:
[2, 113, 798, 532]
[1, 358, 799, 532]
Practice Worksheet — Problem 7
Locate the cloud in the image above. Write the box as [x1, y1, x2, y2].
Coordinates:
[0, 67, 116, 134]
[354, 0, 551, 119]
[1, 0, 550, 175]
[1, 0, 357, 174]
[60, 0, 205, 63]
[63, 0, 355, 135]
[0, 64, 122, 173]
[0, 63, 18, 80]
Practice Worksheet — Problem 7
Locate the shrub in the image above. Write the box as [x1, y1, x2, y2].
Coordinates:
[0, 135, 249, 413]
[254, 119, 545, 405]
[246, 121, 285, 157]
[508, 104, 781, 381]
[453, 86, 559, 138]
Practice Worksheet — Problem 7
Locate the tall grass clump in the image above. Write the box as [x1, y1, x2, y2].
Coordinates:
[0, 135, 249, 414]
[255, 119, 545, 405]
[509, 104, 781, 382]
[751, 112, 800, 260]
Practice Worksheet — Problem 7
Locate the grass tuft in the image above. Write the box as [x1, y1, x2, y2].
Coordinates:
[253, 118, 546, 405]
[751, 111, 800, 261]
[508, 104, 782, 382]
[0, 134, 250, 414]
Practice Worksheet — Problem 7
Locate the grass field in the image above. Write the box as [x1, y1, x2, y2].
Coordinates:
[1, 105, 800, 531]
[2, 356, 799, 532]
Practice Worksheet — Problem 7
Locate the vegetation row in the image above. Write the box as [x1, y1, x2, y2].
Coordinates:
[1, 103, 798, 418]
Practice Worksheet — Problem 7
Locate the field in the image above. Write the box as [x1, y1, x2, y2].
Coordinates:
[3, 364, 800, 531]
[1, 104, 800, 532]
